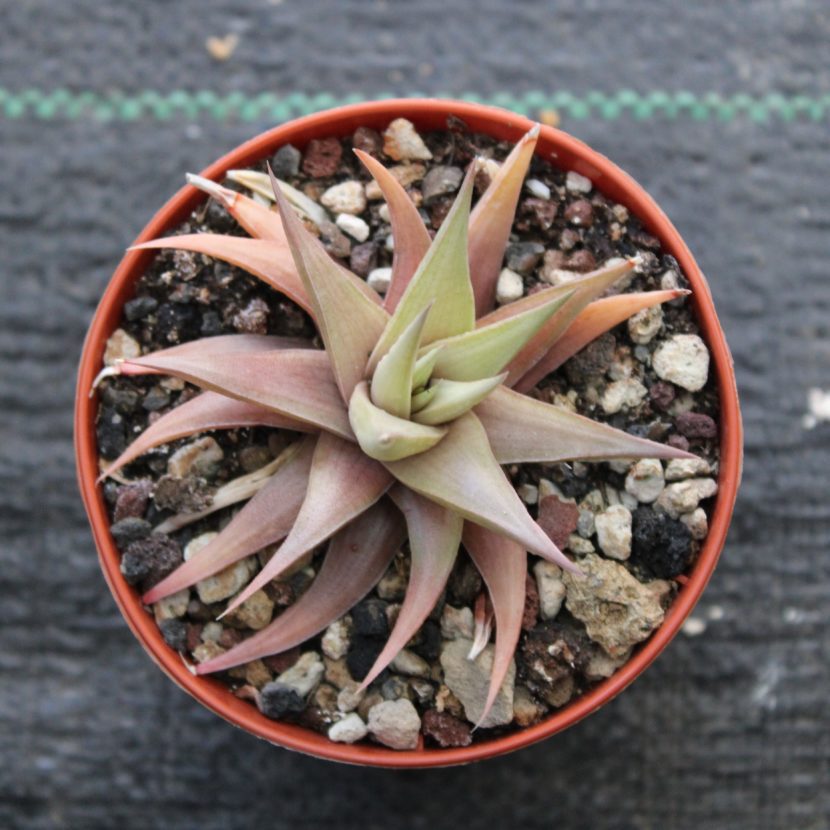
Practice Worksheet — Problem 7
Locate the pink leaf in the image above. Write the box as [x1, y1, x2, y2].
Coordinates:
[121, 346, 352, 439]
[384, 412, 576, 572]
[195, 500, 405, 674]
[477, 385, 696, 464]
[186, 174, 287, 241]
[359, 486, 463, 689]
[463, 523, 527, 726]
[99, 391, 311, 479]
[220, 432, 394, 616]
[514, 290, 687, 393]
[132, 235, 313, 315]
[468, 125, 539, 315]
[270, 165, 389, 401]
[142, 438, 316, 603]
[354, 149, 432, 312]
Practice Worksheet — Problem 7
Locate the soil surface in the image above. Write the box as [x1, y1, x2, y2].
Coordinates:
[95, 118, 720, 748]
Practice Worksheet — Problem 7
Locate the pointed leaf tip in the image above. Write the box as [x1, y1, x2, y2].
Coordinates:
[411, 374, 506, 426]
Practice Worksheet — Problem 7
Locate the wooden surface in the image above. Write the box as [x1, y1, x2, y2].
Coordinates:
[1, 2, 828, 828]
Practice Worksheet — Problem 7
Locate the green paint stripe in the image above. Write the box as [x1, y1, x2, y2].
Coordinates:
[2, 88, 829, 123]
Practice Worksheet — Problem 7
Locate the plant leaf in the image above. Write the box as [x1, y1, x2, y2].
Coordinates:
[142, 438, 315, 603]
[367, 165, 476, 371]
[186, 174, 286, 241]
[349, 381, 447, 461]
[370, 306, 430, 418]
[354, 149, 432, 312]
[426, 290, 572, 382]
[514, 289, 688, 392]
[226, 168, 330, 226]
[462, 523, 526, 727]
[468, 125, 539, 315]
[270, 166, 389, 401]
[195, 500, 405, 674]
[132, 235, 313, 316]
[477, 385, 696, 463]
[411, 345, 443, 390]
[220, 431, 394, 616]
[499, 258, 637, 386]
[384, 412, 576, 571]
[411, 374, 506, 426]
[359, 486, 462, 689]
[121, 347, 352, 439]
[99, 391, 310, 479]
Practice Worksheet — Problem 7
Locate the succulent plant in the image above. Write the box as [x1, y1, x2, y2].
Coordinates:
[97, 126, 693, 725]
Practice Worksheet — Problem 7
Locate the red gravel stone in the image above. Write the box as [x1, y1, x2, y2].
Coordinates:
[649, 381, 676, 412]
[537, 495, 580, 550]
[422, 709, 473, 748]
[675, 411, 718, 439]
[565, 249, 597, 272]
[564, 199, 594, 227]
[302, 137, 342, 178]
[667, 434, 690, 452]
[113, 480, 153, 521]
[186, 623, 204, 653]
[263, 646, 301, 674]
[522, 573, 540, 630]
[352, 126, 382, 155]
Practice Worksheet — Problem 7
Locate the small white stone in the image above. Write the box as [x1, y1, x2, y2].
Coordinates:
[201, 621, 223, 643]
[367, 267, 392, 295]
[595, 504, 633, 560]
[153, 588, 189, 621]
[440, 604, 474, 640]
[628, 304, 664, 345]
[539, 267, 583, 287]
[665, 457, 712, 480]
[533, 561, 566, 620]
[601, 378, 647, 414]
[680, 507, 709, 540]
[656, 478, 718, 519]
[495, 267, 524, 304]
[391, 648, 431, 678]
[567, 534, 595, 555]
[335, 212, 370, 241]
[377, 203, 391, 222]
[653, 334, 710, 392]
[328, 712, 368, 744]
[480, 158, 502, 181]
[660, 269, 680, 291]
[612, 204, 629, 223]
[608, 460, 632, 475]
[320, 618, 351, 660]
[525, 178, 551, 199]
[320, 180, 366, 215]
[518, 483, 539, 505]
[538, 478, 566, 500]
[625, 458, 665, 503]
[167, 436, 223, 478]
[367, 699, 422, 749]
[104, 328, 141, 366]
[227, 589, 274, 630]
[385, 234, 395, 252]
[382, 118, 433, 161]
[336, 683, 365, 713]
[365, 163, 426, 199]
[620, 491, 639, 511]
[566, 171, 593, 193]
[275, 651, 325, 698]
[185, 532, 256, 604]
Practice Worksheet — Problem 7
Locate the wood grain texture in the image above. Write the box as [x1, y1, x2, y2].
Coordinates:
[1, 1, 829, 828]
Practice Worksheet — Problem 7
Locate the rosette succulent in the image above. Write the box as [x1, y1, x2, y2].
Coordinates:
[97, 126, 693, 724]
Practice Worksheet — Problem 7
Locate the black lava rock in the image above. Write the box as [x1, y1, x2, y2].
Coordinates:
[200, 310, 224, 337]
[96, 407, 127, 458]
[271, 144, 302, 178]
[631, 506, 693, 579]
[123, 295, 158, 321]
[410, 620, 442, 662]
[119, 535, 183, 589]
[260, 682, 306, 719]
[156, 302, 201, 344]
[158, 619, 187, 651]
[505, 241, 545, 274]
[101, 384, 141, 414]
[346, 635, 386, 681]
[110, 517, 152, 550]
[351, 598, 388, 637]
[447, 557, 483, 606]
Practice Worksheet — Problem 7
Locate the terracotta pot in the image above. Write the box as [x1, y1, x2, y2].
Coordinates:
[75, 98, 743, 767]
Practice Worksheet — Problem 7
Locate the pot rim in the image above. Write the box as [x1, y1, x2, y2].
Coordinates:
[75, 97, 743, 768]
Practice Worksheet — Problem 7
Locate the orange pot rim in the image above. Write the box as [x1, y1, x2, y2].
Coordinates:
[75, 98, 742, 768]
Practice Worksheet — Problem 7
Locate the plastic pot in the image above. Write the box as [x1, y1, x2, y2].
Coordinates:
[75, 98, 742, 767]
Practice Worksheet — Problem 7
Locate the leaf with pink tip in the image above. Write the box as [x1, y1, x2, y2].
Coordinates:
[468, 125, 539, 315]
[132, 236, 313, 315]
[514, 289, 688, 392]
[384, 412, 575, 572]
[220, 431, 394, 616]
[496, 258, 637, 386]
[186, 174, 287, 241]
[367, 165, 477, 371]
[195, 500, 405, 674]
[359, 486, 463, 689]
[462, 523, 527, 727]
[477, 385, 696, 464]
[99, 391, 310, 479]
[270, 166, 389, 401]
[354, 149, 432, 312]
[142, 438, 315, 603]
[120, 346, 352, 439]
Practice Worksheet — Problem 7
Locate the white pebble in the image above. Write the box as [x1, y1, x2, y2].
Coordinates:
[328, 712, 368, 744]
[656, 478, 718, 519]
[533, 561, 566, 620]
[601, 378, 647, 414]
[665, 457, 712, 481]
[335, 212, 370, 242]
[525, 178, 551, 199]
[321, 618, 351, 660]
[382, 118, 433, 161]
[628, 304, 664, 345]
[652, 334, 710, 392]
[367, 267, 392, 295]
[625, 459, 665, 503]
[104, 328, 141, 366]
[566, 171, 592, 193]
[367, 699, 421, 749]
[680, 507, 709, 540]
[377, 203, 391, 223]
[320, 180, 366, 215]
[595, 504, 633, 560]
[495, 267, 524, 304]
